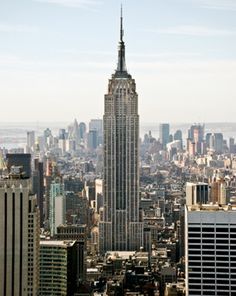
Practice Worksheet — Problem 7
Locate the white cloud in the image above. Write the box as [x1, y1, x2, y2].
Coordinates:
[34, 0, 103, 9]
[190, 0, 236, 11]
[0, 23, 38, 33]
[149, 25, 235, 36]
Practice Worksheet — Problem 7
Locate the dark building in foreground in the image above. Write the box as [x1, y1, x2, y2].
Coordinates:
[39, 240, 78, 296]
[57, 224, 87, 283]
[6, 153, 31, 178]
[32, 158, 44, 227]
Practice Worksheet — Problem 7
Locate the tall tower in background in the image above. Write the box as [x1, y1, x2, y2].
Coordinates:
[99, 8, 143, 253]
[159, 123, 170, 149]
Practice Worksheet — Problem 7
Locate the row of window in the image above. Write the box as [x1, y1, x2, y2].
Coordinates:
[190, 236, 236, 243]
[189, 261, 236, 267]
[189, 285, 236, 290]
[189, 250, 234, 255]
[189, 244, 231, 249]
[189, 227, 236, 232]
[189, 291, 230, 296]
[189, 272, 236, 278]
[189, 256, 236, 261]
[189, 234, 236, 239]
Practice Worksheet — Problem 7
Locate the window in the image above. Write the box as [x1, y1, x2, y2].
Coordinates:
[189, 256, 201, 261]
[202, 251, 215, 255]
[189, 250, 201, 255]
[189, 227, 201, 232]
[217, 280, 229, 284]
[189, 239, 201, 244]
[202, 227, 214, 232]
[189, 285, 201, 289]
[216, 268, 229, 273]
[202, 233, 214, 238]
[202, 239, 214, 244]
[202, 268, 215, 272]
[203, 279, 215, 284]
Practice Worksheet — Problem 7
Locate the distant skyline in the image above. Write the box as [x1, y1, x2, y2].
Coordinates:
[0, 0, 236, 122]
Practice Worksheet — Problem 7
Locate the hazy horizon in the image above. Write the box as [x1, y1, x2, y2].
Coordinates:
[1, 122, 236, 150]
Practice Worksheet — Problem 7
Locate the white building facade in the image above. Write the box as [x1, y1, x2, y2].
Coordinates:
[185, 204, 236, 295]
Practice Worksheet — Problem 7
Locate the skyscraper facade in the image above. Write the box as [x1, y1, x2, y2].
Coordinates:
[187, 124, 205, 155]
[49, 180, 65, 237]
[185, 204, 236, 295]
[39, 240, 78, 295]
[99, 10, 143, 253]
[0, 166, 39, 296]
[159, 123, 170, 149]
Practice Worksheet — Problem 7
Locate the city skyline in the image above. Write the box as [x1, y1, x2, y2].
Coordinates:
[0, 0, 236, 123]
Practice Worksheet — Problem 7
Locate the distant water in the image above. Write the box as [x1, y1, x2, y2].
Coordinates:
[1, 122, 236, 149]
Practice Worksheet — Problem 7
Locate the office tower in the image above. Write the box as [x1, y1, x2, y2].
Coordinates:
[32, 158, 44, 227]
[187, 124, 205, 154]
[39, 240, 78, 295]
[0, 166, 39, 296]
[205, 132, 211, 148]
[174, 129, 183, 149]
[43, 158, 53, 227]
[99, 9, 143, 253]
[6, 153, 31, 178]
[59, 128, 66, 140]
[89, 119, 103, 145]
[79, 122, 86, 143]
[188, 124, 204, 142]
[210, 178, 229, 205]
[68, 119, 80, 146]
[186, 182, 209, 206]
[26, 131, 35, 153]
[49, 180, 65, 237]
[43, 128, 52, 150]
[207, 133, 224, 154]
[174, 129, 182, 141]
[87, 129, 98, 150]
[159, 123, 170, 149]
[229, 137, 236, 153]
[95, 178, 103, 213]
[66, 138, 76, 153]
[57, 224, 87, 283]
[185, 204, 236, 295]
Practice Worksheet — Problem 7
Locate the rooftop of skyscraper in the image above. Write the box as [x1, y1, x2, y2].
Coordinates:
[187, 203, 236, 212]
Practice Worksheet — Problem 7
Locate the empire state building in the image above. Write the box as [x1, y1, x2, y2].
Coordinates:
[99, 9, 143, 253]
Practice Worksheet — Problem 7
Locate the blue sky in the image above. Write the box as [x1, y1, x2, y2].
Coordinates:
[0, 0, 236, 123]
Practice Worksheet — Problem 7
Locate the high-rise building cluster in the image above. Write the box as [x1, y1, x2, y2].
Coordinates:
[1, 8, 236, 296]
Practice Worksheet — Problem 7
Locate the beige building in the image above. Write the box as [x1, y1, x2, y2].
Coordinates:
[99, 9, 143, 253]
[0, 169, 39, 296]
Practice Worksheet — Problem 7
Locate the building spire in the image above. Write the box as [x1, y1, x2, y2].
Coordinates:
[120, 4, 123, 42]
[115, 4, 128, 76]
